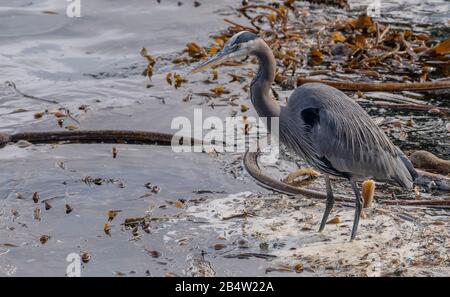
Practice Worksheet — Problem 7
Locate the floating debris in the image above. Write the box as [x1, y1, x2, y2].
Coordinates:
[78, 104, 89, 112]
[212, 243, 227, 250]
[182, 93, 192, 102]
[166, 73, 173, 85]
[184, 42, 208, 60]
[294, 262, 304, 273]
[212, 69, 218, 80]
[140, 47, 156, 80]
[44, 201, 52, 210]
[240, 104, 249, 113]
[33, 208, 41, 221]
[32, 192, 39, 203]
[65, 125, 78, 131]
[0, 243, 19, 248]
[283, 168, 321, 185]
[265, 264, 293, 273]
[166, 72, 187, 88]
[145, 248, 161, 258]
[80, 252, 91, 263]
[56, 161, 66, 170]
[175, 200, 185, 208]
[82, 176, 125, 187]
[65, 204, 73, 214]
[228, 73, 245, 83]
[174, 73, 187, 89]
[39, 235, 50, 244]
[34, 112, 44, 119]
[52, 110, 66, 118]
[143, 222, 151, 233]
[41, 10, 59, 15]
[326, 216, 341, 224]
[5, 81, 59, 104]
[210, 85, 229, 97]
[11, 209, 19, 219]
[104, 223, 111, 236]
[144, 183, 161, 194]
[224, 252, 277, 260]
[108, 210, 122, 222]
[132, 226, 139, 237]
[237, 238, 249, 249]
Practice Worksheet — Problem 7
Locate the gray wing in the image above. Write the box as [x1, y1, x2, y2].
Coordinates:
[283, 83, 414, 188]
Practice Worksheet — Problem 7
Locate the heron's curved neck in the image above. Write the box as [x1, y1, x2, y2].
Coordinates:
[250, 41, 280, 119]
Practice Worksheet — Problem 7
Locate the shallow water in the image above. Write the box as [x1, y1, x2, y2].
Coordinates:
[0, 0, 448, 276]
[0, 0, 260, 277]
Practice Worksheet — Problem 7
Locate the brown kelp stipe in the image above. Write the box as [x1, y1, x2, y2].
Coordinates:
[1, 130, 199, 147]
[297, 78, 450, 92]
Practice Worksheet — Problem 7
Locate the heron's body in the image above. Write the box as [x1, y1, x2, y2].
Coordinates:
[280, 83, 415, 187]
[193, 31, 417, 240]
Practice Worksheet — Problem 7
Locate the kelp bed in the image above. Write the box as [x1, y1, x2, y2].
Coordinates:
[143, 0, 449, 156]
[153, 0, 450, 91]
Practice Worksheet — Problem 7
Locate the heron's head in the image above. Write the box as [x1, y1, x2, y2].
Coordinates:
[191, 31, 260, 73]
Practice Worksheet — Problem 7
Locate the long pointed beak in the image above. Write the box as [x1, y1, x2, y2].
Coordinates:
[190, 48, 234, 74]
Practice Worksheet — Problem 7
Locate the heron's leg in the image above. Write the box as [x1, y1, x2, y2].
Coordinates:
[318, 174, 334, 232]
[349, 178, 363, 241]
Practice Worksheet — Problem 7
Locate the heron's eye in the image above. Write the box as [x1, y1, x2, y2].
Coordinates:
[235, 44, 241, 49]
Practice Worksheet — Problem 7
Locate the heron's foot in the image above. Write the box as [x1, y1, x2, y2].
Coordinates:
[283, 168, 321, 186]
[350, 219, 359, 241]
[350, 201, 363, 241]
[318, 218, 326, 232]
[349, 178, 363, 241]
[318, 208, 332, 232]
[319, 174, 335, 233]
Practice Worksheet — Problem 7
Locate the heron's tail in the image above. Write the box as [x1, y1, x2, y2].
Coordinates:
[394, 148, 418, 189]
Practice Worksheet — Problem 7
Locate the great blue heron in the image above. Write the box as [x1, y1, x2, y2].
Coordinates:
[192, 31, 418, 240]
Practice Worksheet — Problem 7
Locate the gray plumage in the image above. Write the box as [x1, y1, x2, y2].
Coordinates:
[280, 83, 415, 189]
[192, 31, 417, 240]
[228, 31, 258, 45]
